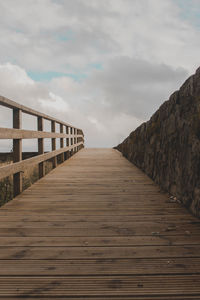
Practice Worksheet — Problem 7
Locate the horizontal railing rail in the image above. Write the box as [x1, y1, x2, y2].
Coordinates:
[0, 96, 75, 128]
[0, 95, 84, 197]
[0, 128, 83, 139]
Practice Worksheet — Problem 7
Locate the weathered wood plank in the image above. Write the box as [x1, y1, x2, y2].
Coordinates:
[0, 258, 200, 275]
[0, 213, 198, 222]
[0, 275, 200, 297]
[0, 245, 199, 259]
[0, 221, 198, 237]
[1, 297, 199, 300]
[0, 235, 199, 246]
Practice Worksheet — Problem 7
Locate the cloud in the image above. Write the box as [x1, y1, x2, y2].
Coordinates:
[86, 57, 188, 119]
[0, 0, 199, 150]
[0, 0, 199, 74]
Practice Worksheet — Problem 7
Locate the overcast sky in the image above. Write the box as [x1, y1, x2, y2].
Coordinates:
[0, 0, 200, 150]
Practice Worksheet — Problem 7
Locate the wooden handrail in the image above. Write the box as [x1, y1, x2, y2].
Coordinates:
[0, 95, 83, 131]
[0, 95, 84, 197]
[0, 128, 83, 139]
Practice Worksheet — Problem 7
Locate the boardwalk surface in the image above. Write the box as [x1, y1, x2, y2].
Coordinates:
[0, 148, 200, 299]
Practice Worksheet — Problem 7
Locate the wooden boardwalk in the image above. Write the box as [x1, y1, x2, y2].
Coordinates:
[0, 148, 200, 299]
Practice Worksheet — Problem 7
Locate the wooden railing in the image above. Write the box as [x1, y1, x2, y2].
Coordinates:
[0, 95, 84, 197]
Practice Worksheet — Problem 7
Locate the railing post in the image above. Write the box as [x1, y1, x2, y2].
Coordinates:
[76, 129, 78, 152]
[66, 126, 70, 159]
[77, 129, 79, 151]
[38, 117, 45, 178]
[71, 127, 73, 155]
[60, 124, 64, 163]
[13, 108, 22, 197]
[51, 121, 57, 168]
[69, 127, 71, 156]
[66, 126, 69, 147]
[74, 128, 77, 152]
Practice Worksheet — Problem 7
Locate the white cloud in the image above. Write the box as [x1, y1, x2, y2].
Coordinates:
[0, 63, 34, 85]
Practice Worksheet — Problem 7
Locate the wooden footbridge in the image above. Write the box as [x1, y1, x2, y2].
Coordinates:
[0, 96, 200, 299]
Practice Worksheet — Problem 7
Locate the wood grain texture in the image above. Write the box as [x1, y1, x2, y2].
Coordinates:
[0, 127, 83, 139]
[0, 148, 200, 299]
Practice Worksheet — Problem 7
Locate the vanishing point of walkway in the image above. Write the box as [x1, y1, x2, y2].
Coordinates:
[0, 148, 200, 299]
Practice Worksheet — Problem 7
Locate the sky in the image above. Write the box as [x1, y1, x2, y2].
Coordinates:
[0, 0, 200, 150]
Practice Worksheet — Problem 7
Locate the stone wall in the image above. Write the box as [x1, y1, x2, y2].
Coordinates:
[116, 67, 200, 217]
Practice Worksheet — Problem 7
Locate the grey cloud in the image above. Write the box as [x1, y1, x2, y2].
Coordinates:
[87, 57, 188, 119]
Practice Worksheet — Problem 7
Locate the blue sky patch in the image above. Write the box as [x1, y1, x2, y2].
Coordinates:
[56, 30, 74, 42]
[90, 63, 103, 70]
[28, 71, 87, 82]
[175, 0, 200, 28]
[28, 63, 103, 83]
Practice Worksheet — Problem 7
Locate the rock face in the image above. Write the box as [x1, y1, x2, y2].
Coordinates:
[116, 67, 200, 217]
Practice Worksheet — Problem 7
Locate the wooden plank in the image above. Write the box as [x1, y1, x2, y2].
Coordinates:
[0, 208, 192, 216]
[0, 235, 199, 246]
[0, 245, 200, 259]
[1, 297, 199, 300]
[0, 208, 194, 217]
[0, 228, 198, 237]
[0, 197, 186, 206]
[0, 295, 199, 300]
[0, 275, 200, 297]
[0, 258, 200, 276]
[0, 221, 198, 236]
[0, 213, 198, 222]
